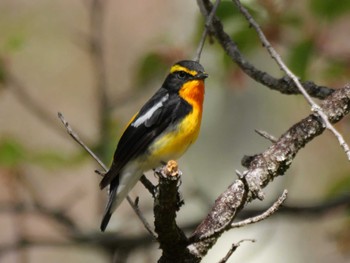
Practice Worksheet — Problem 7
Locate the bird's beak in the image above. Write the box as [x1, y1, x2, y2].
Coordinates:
[195, 72, 208, 80]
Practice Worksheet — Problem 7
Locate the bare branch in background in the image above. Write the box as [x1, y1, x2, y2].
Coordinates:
[198, 0, 334, 99]
[232, 0, 350, 160]
[218, 239, 255, 263]
[231, 190, 288, 228]
[58, 112, 108, 170]
[194, 0, 221, 62]
[254, 129, 277, 143]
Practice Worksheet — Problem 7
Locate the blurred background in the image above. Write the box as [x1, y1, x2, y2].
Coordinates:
[0, 0, 349, 262]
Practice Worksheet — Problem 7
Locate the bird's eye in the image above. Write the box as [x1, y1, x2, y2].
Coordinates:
[177, 71, 187, 79]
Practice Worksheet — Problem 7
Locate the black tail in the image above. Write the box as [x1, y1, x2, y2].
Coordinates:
[100, 211, 112, 232]
[100, 163, 120, 189]
[100, 180, 118, 231]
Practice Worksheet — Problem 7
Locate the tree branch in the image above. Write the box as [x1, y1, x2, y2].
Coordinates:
[244, 85, 350, 198]
[218, 239, 255, 263]
[197, 0, 334, 99]
[232, 0, 350, 160]
[194, 0, 221, 62]
[154, 160, 189, 263]
[231, 190, 287, 228]
[186, 85, 350, 260]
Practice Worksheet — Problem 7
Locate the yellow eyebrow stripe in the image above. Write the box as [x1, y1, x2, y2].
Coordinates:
[170, 65, 198, 76]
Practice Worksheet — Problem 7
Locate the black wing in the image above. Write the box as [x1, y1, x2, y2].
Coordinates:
[99, 88, 191, 189]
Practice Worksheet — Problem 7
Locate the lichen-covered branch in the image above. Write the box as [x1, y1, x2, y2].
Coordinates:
[187, 180, 247, 261]
[244, 85, 350, 198]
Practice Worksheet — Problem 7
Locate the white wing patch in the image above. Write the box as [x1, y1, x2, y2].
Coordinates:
[131, 94, 169, 128]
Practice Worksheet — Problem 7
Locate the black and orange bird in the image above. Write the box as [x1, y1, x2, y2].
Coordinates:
[99, 60, 208, 231]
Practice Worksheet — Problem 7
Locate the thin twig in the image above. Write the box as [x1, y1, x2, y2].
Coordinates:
[140, 175, 156, 197]
[58, 112, 107, 170]
[194, 0, 221, 62]
[255, 129, 277, 143]
[196, 190, 287, 241]
[57, 112, 157, 239]
[233, 0, 350, 160]
[125, 198, 157, 240]
[218, 239, 255, 263]
[231, 190, 288, 228]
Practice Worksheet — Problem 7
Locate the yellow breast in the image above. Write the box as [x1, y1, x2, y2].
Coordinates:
[146, 79, 205, 166]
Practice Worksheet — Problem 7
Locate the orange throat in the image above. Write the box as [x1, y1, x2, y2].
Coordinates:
[179, 79, 205, 114]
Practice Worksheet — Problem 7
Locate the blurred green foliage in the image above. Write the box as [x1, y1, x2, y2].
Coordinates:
[216, 1, 240, 21]
[0, 138, 25, 167]
[324, 61, 348, 81]
[216, 1, 261, 53]
[288, 39, 315, 80]
[0, 137, 86, 169]
[31, 149, 86, 169]
[327, 175, 350, 216]
[135, 52, 169, 89]
[4, 34, 26, 52]
[327, 174, 350, 198]
[0, 57, 6, 84]
[310, 0, 350, 20]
